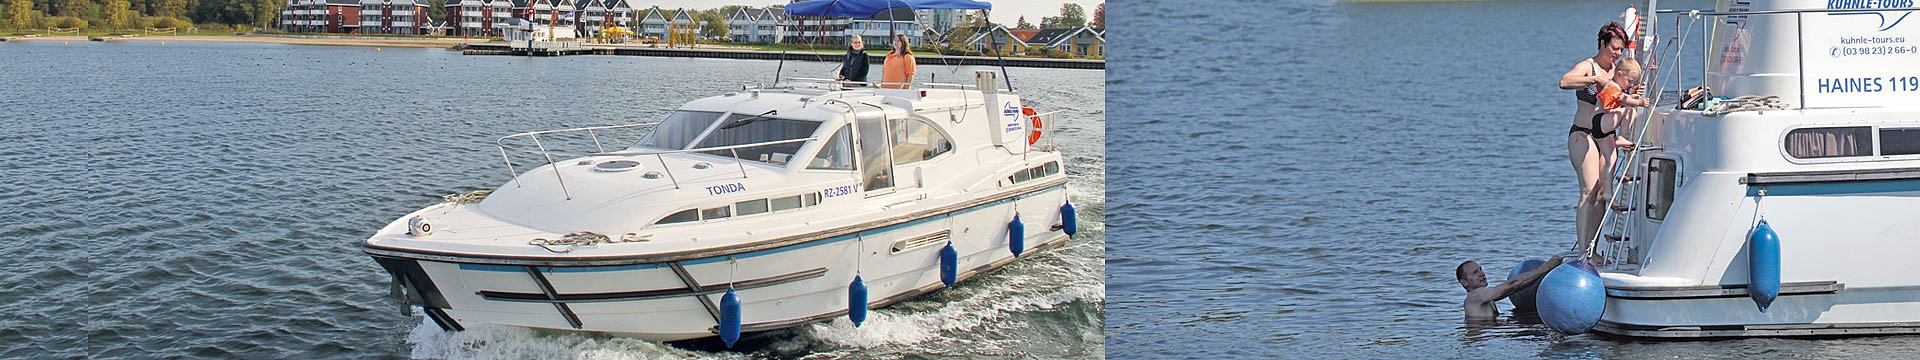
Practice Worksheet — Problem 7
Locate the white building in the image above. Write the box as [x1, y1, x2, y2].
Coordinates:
[638, 6, 667, 39]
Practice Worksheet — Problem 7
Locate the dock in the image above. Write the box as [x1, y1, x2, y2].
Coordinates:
[461, 43, 1104, 70]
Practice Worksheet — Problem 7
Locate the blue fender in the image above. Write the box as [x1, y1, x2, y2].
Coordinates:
[1537, 259, 1607, 334]
[848, 276, 868, 326]
[719, 288, 742, 347]
[1060, 202, 1078, 236]
[1506, 259, 1547, 313]
[1749, 220, 1781, 312]
[1008, 214, 1025, 256]
[940, 243, 958, 286]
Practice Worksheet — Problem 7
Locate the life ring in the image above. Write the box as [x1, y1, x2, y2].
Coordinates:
[1022, 107, 1043, 145]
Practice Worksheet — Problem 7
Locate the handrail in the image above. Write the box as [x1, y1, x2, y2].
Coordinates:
[498, 135, 818, 159]
[492, 120, 821, 199]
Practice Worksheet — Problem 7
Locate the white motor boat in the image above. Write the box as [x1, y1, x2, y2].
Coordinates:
[1587, 0, 1920, 338]
[363, 71, 1077, 343]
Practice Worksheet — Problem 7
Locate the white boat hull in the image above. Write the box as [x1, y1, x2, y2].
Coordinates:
[371, 182, 1073, 341]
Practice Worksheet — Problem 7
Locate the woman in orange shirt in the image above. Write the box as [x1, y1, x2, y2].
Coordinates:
[881, 34, 916, 89]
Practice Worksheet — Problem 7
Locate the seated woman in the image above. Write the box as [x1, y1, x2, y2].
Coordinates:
[880, 34, 917, 89]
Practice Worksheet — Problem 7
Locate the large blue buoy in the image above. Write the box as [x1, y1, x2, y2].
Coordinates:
[848, 275, 868, 326]
[1749, 220, 1781, 313]
[939, 243, 958, 286]
[1059, 202, 1078, 236]
[1537, 259, 1606, 334]
[1008, 214, 1025, 256]
[719, 288, 742, 347]
[1507, 259, 1547, 313]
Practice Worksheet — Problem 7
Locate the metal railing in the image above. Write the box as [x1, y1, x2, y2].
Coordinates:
[494, 123, 818, 200]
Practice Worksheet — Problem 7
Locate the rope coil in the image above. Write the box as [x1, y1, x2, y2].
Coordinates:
[442, 190, 492, 204]
[1702, 95, 1789, 116]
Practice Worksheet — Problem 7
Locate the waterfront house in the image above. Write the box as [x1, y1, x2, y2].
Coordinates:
[783, 7, 847, 45]
[579, 0, 606, 35]
[669, 8, 699, 40]
[960, 25, 1022, 55]
[727, 7, 757, 43]
[280, 0, 361, 33]
[638, 7, 667, 39]
[357, 0, 431, 35]
[608, 0, 632, 28]
[444, 0, 510, 36]
[757, 7, 784, 44]
[552, 0, 575, 28]
[1026, 26, 1104, 57]
[847, 7, 919, 47]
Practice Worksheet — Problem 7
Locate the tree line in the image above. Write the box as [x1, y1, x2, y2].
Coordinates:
[2, 0, 287, 31]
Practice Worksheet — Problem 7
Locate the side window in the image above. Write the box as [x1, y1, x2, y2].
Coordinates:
[656, 209, 698, 225]
[1645, 158, 1678, 220]
[1881, 128, 1920, 156]
[891, 117, 953, 165]
[809, 125, 855, 170]
[1784, 126, 1871, 159]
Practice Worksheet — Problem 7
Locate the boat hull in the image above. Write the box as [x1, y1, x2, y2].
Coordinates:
[1595, 283, 1920, 338]
[367, 184, 1075, 341]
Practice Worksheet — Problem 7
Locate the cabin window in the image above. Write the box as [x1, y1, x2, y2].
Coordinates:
[656, 209, 698, 225]
[701, 206, 731, 220]
[1784, 126, 1872, 159]
[735, 199, 769, 216]
[1880, 128, 1920, 156]
[636, 111, 724, 150]
[1646, 157, 1678, 221]
[803, 192, 822, 206]
[770, 195, 803, 211]
[890, 117, 954, 165]
[809, 125, 855, 170]
[1045, 161, 1060, 176]
[695, 114, 820, 165]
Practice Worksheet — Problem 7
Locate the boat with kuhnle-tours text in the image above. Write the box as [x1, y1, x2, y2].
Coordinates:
[359, 0, 1081, 346]
[1522, 0, 1920, 339]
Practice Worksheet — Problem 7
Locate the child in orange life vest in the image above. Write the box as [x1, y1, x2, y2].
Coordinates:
[1595, 57, 1646, 149]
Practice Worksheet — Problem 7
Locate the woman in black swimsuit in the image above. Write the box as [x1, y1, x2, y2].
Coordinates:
[1558, 22, 1629, 255]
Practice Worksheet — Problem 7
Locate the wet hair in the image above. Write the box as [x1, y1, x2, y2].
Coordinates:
[1597, 22, 1629, 49]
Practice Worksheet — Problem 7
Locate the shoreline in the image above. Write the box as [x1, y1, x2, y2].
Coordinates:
[4, 34, 1104, 68]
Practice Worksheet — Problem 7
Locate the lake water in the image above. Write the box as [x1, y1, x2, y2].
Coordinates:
[1105, 0, 1920, 358]
[0, 40, 1104, 358]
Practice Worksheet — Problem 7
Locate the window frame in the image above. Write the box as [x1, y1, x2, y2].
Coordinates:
[1644, 155, 1682, 221]
[1780, 123, 1920, 164]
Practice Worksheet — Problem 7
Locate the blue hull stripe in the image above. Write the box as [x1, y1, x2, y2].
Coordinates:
[1746, 179, 1920, 197]
[457, 184, 1068, 272]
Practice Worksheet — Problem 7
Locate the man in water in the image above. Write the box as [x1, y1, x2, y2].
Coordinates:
[1458, 256, 1563, 318]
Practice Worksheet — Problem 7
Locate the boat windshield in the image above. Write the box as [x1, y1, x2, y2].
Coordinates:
[635, 111, 725, 150]
[694, 113, 822, 165]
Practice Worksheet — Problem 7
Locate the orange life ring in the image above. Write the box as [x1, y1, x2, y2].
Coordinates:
[1022, 107, 1043, 145]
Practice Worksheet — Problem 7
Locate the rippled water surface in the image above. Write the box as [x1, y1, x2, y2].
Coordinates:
[1106, 0, 1920, 358]
[0, 40, 1102, 358]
